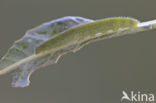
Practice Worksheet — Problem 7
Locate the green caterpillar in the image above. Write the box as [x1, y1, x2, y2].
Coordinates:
[36, 17, 139, 54]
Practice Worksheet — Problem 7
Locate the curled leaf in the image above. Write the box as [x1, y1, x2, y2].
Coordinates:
[1, 16, 156, 88]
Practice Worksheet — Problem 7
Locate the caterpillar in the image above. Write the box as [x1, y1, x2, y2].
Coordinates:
[36, 17, 139, 54]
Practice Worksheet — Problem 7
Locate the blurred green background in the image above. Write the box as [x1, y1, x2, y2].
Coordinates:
[0, 0, 156, 103]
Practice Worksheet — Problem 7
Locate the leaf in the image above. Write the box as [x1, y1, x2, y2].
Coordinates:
[1, 15, 156, 88]
[0, 16, 94, 87]
[1, 16, 147, 88]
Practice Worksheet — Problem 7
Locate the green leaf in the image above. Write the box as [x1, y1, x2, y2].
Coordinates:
[0, 16, 93, 87]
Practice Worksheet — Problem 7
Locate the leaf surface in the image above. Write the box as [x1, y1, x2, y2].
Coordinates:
[0, 16, 94, 87]
[0, 16, 139, 87]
